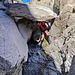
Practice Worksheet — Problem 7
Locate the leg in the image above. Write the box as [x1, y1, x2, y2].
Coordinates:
[38, 32, 44, 47]
[41, 32, 45, 41]
[45, 30, 51, 44]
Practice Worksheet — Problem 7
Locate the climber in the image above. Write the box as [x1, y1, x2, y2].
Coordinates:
[38, 18, 55, 47]
[37, 21, 51, 47]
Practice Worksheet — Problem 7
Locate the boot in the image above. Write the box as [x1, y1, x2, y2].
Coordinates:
[38, 40, 43, 48]
[46, 35, 51, 44]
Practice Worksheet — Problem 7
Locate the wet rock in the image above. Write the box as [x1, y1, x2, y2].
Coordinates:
[22, 44, 61, 75]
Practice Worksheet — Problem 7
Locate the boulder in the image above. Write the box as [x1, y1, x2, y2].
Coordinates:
[44, 25, 75, 74]
[6, 3, 57, 21]
[0, 9, 30, 74]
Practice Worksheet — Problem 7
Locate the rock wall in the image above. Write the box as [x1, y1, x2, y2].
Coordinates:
[0, 0, 75, 75]
[0, 2, 32, 75]
[44, 0, 75, 74]
[29, 0, 75, 74]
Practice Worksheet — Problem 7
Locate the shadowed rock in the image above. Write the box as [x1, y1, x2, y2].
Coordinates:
[0, 2, 6, 10]
[22, 43, 60, 75]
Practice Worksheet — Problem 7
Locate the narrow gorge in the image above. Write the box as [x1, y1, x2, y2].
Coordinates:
[0, 0, 75, 75]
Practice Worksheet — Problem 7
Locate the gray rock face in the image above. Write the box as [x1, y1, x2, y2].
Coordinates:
[60, 0, 75, 12]
[0, 10, 29, 74]
[13, 0, 22, 3]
